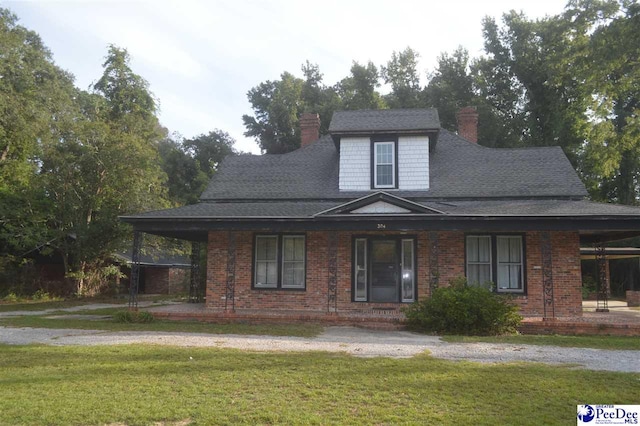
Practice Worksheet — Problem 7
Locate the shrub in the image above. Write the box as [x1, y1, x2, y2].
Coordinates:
[113, 310, 154, 323]
[32, 289, 60, 301]
[403, 277, 522, 335]
[2, 293, 19, 303]
[581, 276, 597, 299]
[136, 311, 155, 323]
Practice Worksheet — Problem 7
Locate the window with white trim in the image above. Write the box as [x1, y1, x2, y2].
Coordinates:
[373, 141, 395, 188]
[254, 235, 305, 289]
[465, 235, 525, 293]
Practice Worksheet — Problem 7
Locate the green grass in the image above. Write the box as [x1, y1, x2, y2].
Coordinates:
[442, 334, 640, 350]
[0, 344, 636, 425]
[0, 295, 185, 313]
[0, 314, 322, 337]
[0, 299, 108, 312]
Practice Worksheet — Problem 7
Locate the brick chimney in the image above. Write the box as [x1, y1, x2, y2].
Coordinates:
[299, 113, 320, 148]
[456, 106, 478, 143]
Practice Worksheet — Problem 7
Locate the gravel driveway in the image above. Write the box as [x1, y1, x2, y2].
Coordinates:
[1, 325, 637, 373]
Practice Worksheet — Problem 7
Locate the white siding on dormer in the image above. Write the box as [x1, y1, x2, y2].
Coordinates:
[351, 201, 412, 214]
[339, 137, 370, 191]
[398, 136, 429, 190]
[338, 135, 430, 191]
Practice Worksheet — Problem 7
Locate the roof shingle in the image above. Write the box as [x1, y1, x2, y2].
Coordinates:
[329, 108, 440, 133]
[199, 130, 588, 200]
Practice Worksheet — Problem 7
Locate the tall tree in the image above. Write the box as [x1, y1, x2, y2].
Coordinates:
[575, 0, 640, 204]
[381, 47, 422, 108]
[158, 136, 208, 206]
[242, 72, 304, 154]
[301, 61, 342, 135]
[422, 48, 476, 131]
[0, 8, 76, 264]
[479, 9, 596, 158]
[42, 47, 169, 295]
[335, 61, 386, 110]
[183, 130, 236, 178]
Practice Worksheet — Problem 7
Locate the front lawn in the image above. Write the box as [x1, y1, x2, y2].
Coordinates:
[442, 334, 640, 350]
[0, 344, 636, 425]
[0, 313, 322, 337]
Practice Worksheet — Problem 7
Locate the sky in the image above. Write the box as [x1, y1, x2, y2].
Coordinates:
[5, 0, 568, 154]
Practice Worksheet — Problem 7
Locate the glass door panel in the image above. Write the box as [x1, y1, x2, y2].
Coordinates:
[370, 240, 398, 302]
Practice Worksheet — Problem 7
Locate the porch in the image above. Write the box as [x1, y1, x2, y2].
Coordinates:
[147, 300, 640, 336]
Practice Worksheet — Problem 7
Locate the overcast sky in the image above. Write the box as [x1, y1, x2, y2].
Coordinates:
[6, 0, 568, 154]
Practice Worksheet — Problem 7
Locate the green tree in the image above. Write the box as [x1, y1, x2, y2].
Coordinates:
[336, 61, 386, 110]
[0, 8, 76, 266]
[422, 48, 476, 131]
[184, 130, 236, 178]
[42, 47, 169, 295]
[157, 136, 208, 206]
[381, 47, 422, 108]
[301, 61, 342, 135]
[242, 71, 304, 154]
[576, 0, 640, 204]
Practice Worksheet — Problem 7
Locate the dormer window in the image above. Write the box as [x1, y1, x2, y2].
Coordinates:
[373, 141, 397, 189]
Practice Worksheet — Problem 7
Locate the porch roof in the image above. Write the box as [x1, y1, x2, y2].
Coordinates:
[120, 198, 640, 244]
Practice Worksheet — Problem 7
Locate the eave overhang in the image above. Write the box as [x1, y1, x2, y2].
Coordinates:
[120, 214, 640, 244]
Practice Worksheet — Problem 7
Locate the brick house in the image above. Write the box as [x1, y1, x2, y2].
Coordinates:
[122, 108, 640, 321]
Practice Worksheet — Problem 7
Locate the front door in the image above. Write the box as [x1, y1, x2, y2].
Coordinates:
[370, 240, 399, 302]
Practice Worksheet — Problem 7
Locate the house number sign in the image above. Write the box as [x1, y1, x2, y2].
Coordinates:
[377, 223, 386, 229]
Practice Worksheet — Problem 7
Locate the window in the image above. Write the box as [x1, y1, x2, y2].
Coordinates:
[352, 237, 415, 303]
[465, 235, 525, 293]
[466, 236, 492, 285]
[496, 236, 523, 292]
[254, 235, 305, 289]
[373, 141, 396, 188]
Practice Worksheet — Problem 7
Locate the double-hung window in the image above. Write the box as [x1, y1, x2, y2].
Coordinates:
[465, 235, 525, 293]
[373, 141, 396, 188]
[254, 234, 305, 289]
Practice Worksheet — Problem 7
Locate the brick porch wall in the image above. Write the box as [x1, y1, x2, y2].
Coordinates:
[206, 230, 582, 317]
[144, 267, 189, 294]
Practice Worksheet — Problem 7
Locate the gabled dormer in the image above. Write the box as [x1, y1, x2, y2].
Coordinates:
[328, 109, 440, 192]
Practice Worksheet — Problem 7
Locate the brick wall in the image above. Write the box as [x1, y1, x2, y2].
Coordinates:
[627, 291, 640, 307]
[206, 229, 583, 317]
[144, 267, 189, 294]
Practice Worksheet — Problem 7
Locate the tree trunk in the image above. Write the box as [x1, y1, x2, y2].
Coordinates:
[617, 150, 637, 205]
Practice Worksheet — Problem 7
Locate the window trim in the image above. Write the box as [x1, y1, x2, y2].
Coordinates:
[370, 136, 399, 189]
[351, 235, 417, 303]
[252, 233, 307, 290]
[464, 233, 527, 295]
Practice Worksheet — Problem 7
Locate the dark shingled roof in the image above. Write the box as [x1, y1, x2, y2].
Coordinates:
[329, 109, 440, 133]
[199, 130, 588, 201]
[124, 199, 640, 219]
[130, 201, 341, 218]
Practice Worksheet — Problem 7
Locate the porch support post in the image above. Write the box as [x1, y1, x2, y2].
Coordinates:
[224, 231, 236, 312]
[595, 242, 610, 312]
[428, 231, 439, 295]
[189, 241, 202, 303]
[128, 231, 143, 310]
[327, 231, 338, 313]
[540, 231, 555, 319]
